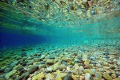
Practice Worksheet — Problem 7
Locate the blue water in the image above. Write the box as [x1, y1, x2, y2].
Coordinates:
[0, 28, 47, 49]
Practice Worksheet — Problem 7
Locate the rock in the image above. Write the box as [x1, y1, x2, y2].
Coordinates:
[102, 62, 109, 66]
[96, 63, 102, 68]
[97, 68, 104, 72]
[53, 64, 59, 71]
[85, 73, 91, 80]
[34, 58, 40, 62]
[16, 72, 29, 80]
[111, 74, 116, 79]
[110, 65, 115, 69]
[91, 61, 97, 64]
[84, 61, 90, 66]
[80, 76, 85, 80]
[114, 78, 120, 80]
[5, 67, 13, 73]
[55, 73, 66, 80]
[84, 65, 90, 69]
[117, 60, 120, 65]
[89, 56, 95, 60]
[46, 59, 54, 65]
[84, 69, 94, 76]
[56, 77, 62, 80]
[62, 61, 67, 66]
[70, 65, 74, 68]
[63, 73, 73, 80]
[72, 69, 78, 75]
[45, 73, 54, 80]
[74, 59, 81, 63]
[95, 72, 102, 79]
[87, 10, 92, 17]
[63, 57, 70, 62]
[103, 74, 112, 80]
[115, 73, 119, 77]
[40, 55, 46, 59]
[28, 65, 38, 74]
[46, 67, 53, 73]
[59, 64, 66, 71]
[103, 51, 109, 55]
[5, 70, 17, 79]
[74, 64, 79, 69]
[32, 73, 44, 80]
[72, 75, 77, 80]
[49, 55, 55, 59]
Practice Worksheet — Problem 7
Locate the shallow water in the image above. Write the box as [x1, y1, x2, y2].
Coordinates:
[0, 0, 120, 80]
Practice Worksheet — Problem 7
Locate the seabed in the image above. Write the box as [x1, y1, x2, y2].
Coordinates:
[0, 42, 120, 80]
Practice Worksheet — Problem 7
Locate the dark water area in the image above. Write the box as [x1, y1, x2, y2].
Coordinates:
[0, 27, 48, 49]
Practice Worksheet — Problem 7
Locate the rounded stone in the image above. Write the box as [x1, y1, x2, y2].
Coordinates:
[111, 74, 116, 79]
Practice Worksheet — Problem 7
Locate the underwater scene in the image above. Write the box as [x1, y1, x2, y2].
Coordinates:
[0, 0, 120, 80]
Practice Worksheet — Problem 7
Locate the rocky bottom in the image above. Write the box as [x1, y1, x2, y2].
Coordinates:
[0, 44, 120, 80]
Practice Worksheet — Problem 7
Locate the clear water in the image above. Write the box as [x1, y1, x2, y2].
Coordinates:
[0, 1, 120, 80]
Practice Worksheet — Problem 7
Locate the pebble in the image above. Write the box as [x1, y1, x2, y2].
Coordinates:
[63, 73, 73, 80]
[96, 63, 102, 68]
[89, 56, 95, 60]
[55, 73, 66, 79]
[32, 73, 44, 80]
[5, 70, 17, 79]
[59, 64, 66, 71]
[28, 65, 38, 74]
[103, 51, 109, 55]
[46, 59, 54, 65]
[45, 73, 54, 79]
[46, 67, 53, 73]
[103, 74, 112, 80]
[85, 73, 91, 80]
[111, 74, 116, 79]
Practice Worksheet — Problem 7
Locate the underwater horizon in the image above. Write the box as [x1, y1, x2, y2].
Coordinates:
[0, 0, 120, 80]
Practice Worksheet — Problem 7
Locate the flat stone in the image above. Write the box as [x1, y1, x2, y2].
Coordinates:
[84, 69, 94, 76]
[46, 59, 54, 65]
[96, 63, 102, 68]
[59, 64, 66, 71]
[103, 74, 112, 80]
[46, 67, 53, 73]
[5, 70, 17, 79]
[72, 75, 77, 80]
[28, 65, 38, 74]
[45, 73, 54, 79]
[55, 73, 66, 80]
[89, 56, 95, 60]
[32, 73, 44, 80]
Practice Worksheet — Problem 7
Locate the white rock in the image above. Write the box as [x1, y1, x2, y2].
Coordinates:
[85, 73, 91, 80]
[46, 67, 53, 72]
[41, 55, 46, 59]
[96, 63, 102, 68]
[27, 78, 32, 80]
[117, 60, 120, 65]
